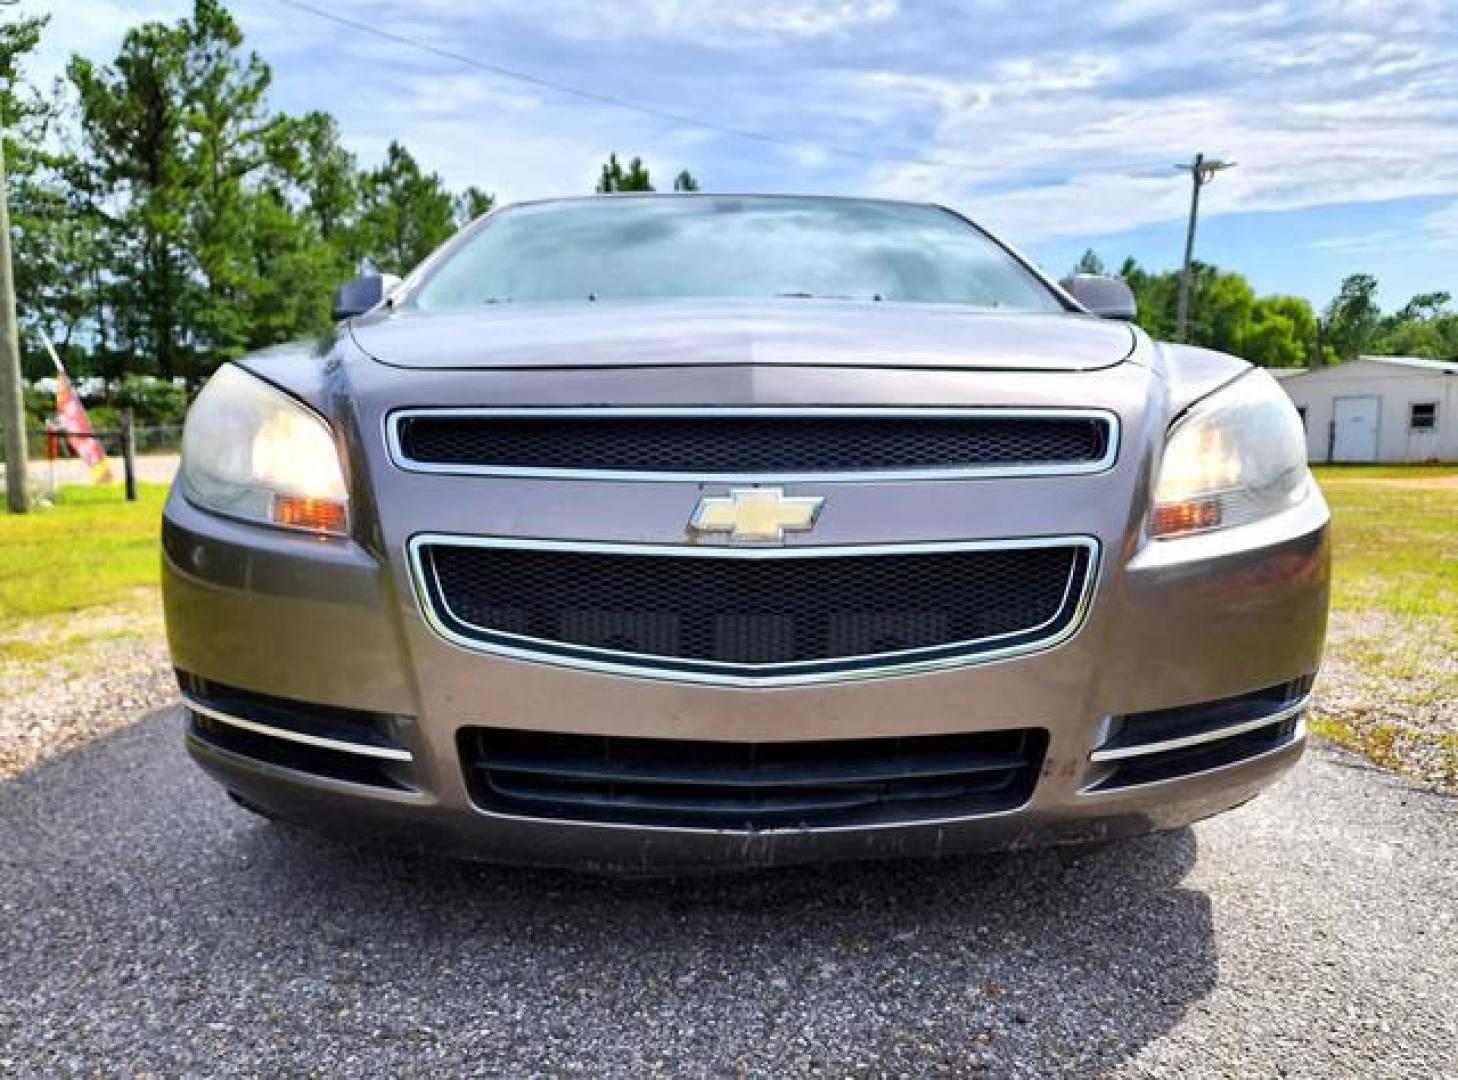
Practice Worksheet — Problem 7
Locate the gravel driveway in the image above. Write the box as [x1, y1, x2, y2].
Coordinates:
[2, 708, 1453, 1076]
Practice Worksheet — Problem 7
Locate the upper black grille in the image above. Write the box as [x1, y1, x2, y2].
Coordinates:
[393, 411, 1113, 476]
[417, 540, 1093, 681]
[461, 726, 1048, 829]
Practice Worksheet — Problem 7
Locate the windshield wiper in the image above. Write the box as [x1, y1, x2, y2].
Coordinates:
[775, 290, 874, 298]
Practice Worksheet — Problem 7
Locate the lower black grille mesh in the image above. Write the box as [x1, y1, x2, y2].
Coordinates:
[461, 727, 1048, 829]
[419, 541, 1091, 679]
[395, 413, 1111, 475]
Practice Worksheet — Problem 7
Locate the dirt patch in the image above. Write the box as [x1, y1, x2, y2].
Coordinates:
[0, 591, 175, 779]
[1312, 608, 1458, 791]
[1327, 475, 1458, 491]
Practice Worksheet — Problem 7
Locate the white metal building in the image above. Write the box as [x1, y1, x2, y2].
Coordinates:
[1274, 357, 1458, 464]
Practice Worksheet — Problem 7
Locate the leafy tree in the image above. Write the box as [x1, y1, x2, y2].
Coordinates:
[1323, 273, 1381, 362]
[354, 140, 457, 273]
[1394, 291, 1451, 322]
[454, 185, 496, 226]
[2, 10, 106, 378]
[69, 3, 205, 385]
[1373, 291, 1458, 358]
[672, 169, 699, 192]
[256, 110, 358, 328]
[183, 0, 289, 378]
[1118, 257, 1179, 341]
[1117, 258, 1318, 367]
[1186, 263, 1254, 357]
[1244, 295, 1318, 368]
[5, 0, 504, 405]
[236, 186, 340, 347]
[112, 373, 187, 425]
[285, 110, 358, 247]
[0, 7, 43, 113]
[596, 152, 653, 192]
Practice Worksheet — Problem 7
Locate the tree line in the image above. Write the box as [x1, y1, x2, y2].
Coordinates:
[0, 0, 695, 414]
[3, 0, 1451, 429]
[1071, 253, 1457, 368]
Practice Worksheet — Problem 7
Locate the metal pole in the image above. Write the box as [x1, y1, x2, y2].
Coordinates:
[0, 135, 28, 512]
[121, 408, 137, 502]
[1175, 153, 1203, 344]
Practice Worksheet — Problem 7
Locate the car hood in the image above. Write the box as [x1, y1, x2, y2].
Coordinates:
[348, 299, 1137, 372]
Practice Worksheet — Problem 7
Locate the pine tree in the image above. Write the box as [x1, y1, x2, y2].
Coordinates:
[596, 152, 654, 192]
[354, 141, 458, 273]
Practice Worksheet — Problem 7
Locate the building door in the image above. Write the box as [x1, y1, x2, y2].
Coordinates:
[1332, 395, 1380, 462]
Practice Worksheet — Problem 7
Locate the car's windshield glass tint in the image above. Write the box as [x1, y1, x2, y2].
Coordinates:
[408, 197, 1064, 311]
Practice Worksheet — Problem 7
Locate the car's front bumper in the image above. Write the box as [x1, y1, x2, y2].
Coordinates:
[162, 472, 1329, 873]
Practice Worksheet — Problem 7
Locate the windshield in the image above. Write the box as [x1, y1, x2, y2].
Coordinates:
[406, 196, 1065, 312]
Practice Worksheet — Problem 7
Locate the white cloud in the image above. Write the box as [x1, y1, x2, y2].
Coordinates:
[396, 73, 544, 118]
[850, 2, 1458, 241]
[24, 0, 1458, 247]
[411, 0, 900, 42]
[1308, 231, 1406, 256]
[1420, 201, 1458, 250]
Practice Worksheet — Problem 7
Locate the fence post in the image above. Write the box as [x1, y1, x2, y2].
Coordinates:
[121, 408, 137, 502]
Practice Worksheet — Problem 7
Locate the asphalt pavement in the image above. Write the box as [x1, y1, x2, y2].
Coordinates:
[1, 707, 1453, 1077]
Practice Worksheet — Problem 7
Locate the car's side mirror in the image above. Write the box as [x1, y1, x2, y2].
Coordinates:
[1059, 274, 1137, 321]
[332, 272, 402, 321]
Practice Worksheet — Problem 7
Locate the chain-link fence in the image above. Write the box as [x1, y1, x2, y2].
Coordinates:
[1, 420, 182, 501]
[3, 424, 182, 463]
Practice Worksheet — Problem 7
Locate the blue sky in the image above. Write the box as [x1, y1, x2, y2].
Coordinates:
[26, 0, 1458, 310]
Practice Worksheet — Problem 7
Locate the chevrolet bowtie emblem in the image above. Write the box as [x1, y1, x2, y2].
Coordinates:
[689, 488, 826, 543]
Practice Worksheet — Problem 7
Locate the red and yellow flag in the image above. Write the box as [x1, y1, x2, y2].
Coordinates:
[42, 331, 113, 485]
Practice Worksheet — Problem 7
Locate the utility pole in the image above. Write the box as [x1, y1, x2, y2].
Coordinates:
[0, 135, 27, 513]
[1174, 152, 1236, 343]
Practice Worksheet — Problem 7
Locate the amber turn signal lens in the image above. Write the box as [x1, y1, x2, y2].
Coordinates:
[1151, 499, 1222, 537]
[272, 495, 348, 534]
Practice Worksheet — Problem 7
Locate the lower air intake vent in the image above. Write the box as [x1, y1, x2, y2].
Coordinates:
[460, 727, 1048, 830]
[180, 673, 413, 790]
[1089, 678, 1312, 791]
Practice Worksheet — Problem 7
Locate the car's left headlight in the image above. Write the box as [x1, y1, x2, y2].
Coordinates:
[1151, 368, 1310, 539]
[180, 363, 349, 536]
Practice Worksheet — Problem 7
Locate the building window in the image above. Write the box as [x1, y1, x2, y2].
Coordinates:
[1411, 402, 1437, 431]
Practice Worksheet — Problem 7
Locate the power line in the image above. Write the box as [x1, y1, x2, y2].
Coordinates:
[268, 0, 997, 173]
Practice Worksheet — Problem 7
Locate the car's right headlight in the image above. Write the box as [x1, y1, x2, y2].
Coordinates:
[180, 364, 349, 536]
[1151, 369, 1310, 538]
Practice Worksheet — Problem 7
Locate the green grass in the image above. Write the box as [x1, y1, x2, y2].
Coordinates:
[1313, 466, 1458, 623]
[0, 483, 168, 631]
[1310, 464, 1456, 481]
[1309, 465, 1457, 787]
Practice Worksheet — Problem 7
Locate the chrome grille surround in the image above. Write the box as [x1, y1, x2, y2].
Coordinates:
[408, 535, 1100, 687]
[385, 407, 1120, 482]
